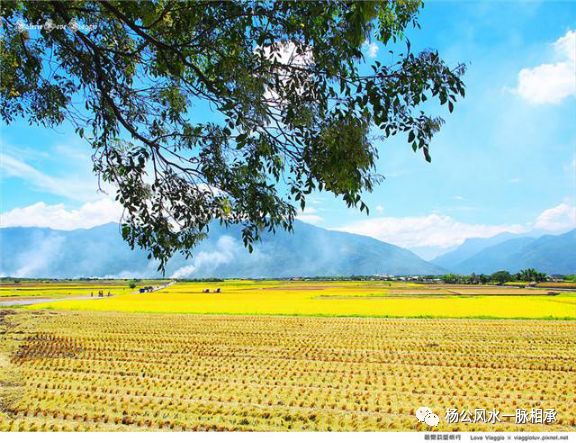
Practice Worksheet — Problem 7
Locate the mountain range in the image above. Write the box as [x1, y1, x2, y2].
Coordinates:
[432, 229, 575, 275]
[432, 232, 522, 269]
[0, 221, 445, 278]
[1, 222, 573, 278]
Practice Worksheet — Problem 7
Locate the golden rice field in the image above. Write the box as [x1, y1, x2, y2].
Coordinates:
[0, 280, 167, 299]
[25, 280, 576, 319]
[0, 310, 574, 432]
[1, 280, 574, 432]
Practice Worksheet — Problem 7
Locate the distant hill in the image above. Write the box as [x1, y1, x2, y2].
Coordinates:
[432, 232, 522, 269]
[0, 221, 446, 278]
[434, 229, 576, 274]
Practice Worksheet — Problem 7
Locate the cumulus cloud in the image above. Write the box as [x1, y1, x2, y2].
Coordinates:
[533, 202, 576, 232]
[335, 214, 528, 251]
[555, 30, 576, 63]
[296, 206, 323, 225]
[0, 198, 123, 230]
[335, 201, 576, 255]
[514, 30, 576, 104]
[362, 40, 379, 58]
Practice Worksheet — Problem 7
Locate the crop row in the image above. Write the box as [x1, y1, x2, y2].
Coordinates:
[1, 311, 574, 431]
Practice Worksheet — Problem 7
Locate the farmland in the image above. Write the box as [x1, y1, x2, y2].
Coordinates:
[0, 280, 167, 299]
[0, 311, 574, 431]
[25, 280, 576, 319]
[0, 280, 575, 431]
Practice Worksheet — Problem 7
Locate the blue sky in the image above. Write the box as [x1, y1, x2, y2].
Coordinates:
[1, 1, 575, 259]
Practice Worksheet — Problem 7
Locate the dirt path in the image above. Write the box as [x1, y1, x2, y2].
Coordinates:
[0, 296, 94, 307]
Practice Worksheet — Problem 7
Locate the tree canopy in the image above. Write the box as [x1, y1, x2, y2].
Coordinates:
[516, 268, 547, 283]
[1, 1, 465, 271]
[491, 270, 513, 285]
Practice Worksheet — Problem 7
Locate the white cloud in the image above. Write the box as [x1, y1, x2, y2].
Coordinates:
[334, 214, 528, 251]
[514, 30, 576, 104]
[296, 206, 323, 225]
[362, 40, 379, 58]
[0, 198, 123, 230]
[516, 63, 575, 104]
[2, 199, 574, 261]
[0, 153, 103, 201]
[375, 205, 384, 214]
[53, 143, 92, 162]
[296, 214, 323, 224]
[335, 201, 576, 256]
[555, 30, 576, 63]
[533, 202, 576, 232]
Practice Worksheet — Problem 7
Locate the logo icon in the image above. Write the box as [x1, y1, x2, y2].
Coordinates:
[416, 406, 439, 427]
